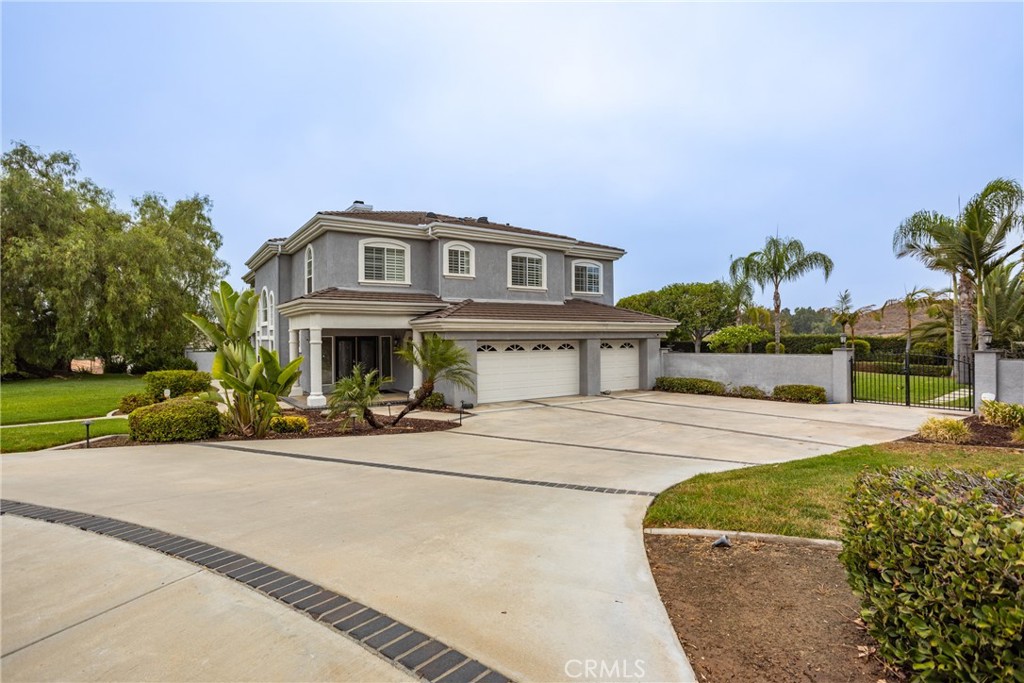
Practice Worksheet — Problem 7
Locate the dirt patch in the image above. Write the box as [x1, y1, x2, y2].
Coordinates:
[63, 411, 457, 449]
[905, 415, 1021, 449]
[646, 534, 901, 683]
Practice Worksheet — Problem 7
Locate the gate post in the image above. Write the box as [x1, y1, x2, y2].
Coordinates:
[973, 350, 1000, 412]
[832, 347, 854, 403]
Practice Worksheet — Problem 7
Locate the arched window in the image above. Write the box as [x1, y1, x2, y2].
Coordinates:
[267, 291, 276, 351]
[359, 238, 410, 284]
[444, 241, 475, 278]
[572, 260, 602, 294]
[259, 288, 269, 324]
[508, 249, 546, 289]
[304, 246, 314, 295]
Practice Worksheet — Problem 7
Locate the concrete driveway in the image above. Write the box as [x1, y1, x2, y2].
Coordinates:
[1, 393, 947, 682]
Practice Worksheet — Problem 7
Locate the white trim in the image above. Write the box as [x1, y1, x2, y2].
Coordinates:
[571, 259, 603, 295]
[443, 240, 475, 278]
[268, 291, 276, 351]
[412, 318, 676, 333]
[507, 249, 546, 290]
[359, 237, 411, 285]
[304, 245, 315, 295]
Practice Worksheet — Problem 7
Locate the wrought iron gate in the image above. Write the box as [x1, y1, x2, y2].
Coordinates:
[851, 352, 974, 411]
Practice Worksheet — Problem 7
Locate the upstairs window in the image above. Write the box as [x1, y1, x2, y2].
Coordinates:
[444, 241, 474, 277]
[509, 250, 545, 289]
[360, 239, 410, 284]
[304, 246, 314, 294]
[572, 260, 602, 294]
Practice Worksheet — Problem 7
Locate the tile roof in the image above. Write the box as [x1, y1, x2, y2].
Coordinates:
[316, 210, 621, 251]
[413, 298, 676, 324]
[294, 288, 446, 305]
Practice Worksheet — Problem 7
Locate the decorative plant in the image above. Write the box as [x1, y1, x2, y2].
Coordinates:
[328, 364, 392, 431]
[184, 281, 303, 437]
[392, 334, 474, 426]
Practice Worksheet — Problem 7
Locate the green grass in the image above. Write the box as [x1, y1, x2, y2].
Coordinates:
[644, 443, 1019, 539]
[0, 418, 130, 453]
[853, 371, 970, 408]
[0, 374, 143, 425]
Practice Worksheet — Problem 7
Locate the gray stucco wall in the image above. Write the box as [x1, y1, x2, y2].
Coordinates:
[438, 239, 567, 302]
[661, 352, 837, 401]
[996, 358, 1024, 405]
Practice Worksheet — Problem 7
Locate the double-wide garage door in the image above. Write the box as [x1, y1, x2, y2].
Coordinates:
[475, 339, 641, 403]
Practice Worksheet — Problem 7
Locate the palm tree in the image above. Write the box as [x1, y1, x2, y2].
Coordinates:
[981, 262, 1024, 347]
[832, 290, 853, 336]
[893, 178, 1023, 365]
[392, 334, 475, 426]
[879, 287, 935, 355]
[328, 364, 391, 431]
[726, 256, 755, 326]
[730, 236, 834, 353]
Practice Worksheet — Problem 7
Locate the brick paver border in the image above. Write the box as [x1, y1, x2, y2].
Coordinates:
[1, 499, 511, 683]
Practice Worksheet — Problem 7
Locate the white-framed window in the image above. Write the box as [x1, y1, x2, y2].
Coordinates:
[359, 238, 410, 284]
[508, 249, 546, 289]
[572, 260, 602, 294]
[267, 291, 275, 351]
[443, 241, 475, 278]
[304, 245, 314, 295]
[257, 287, 274, 351]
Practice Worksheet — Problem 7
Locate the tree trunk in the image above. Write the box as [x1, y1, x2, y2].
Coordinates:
[693, 333, 702, 353]
[955, 275, 975, 382]
[363, 407, 384, 429]
[773, 286, 782, 353]
[392, 379, 434, 426]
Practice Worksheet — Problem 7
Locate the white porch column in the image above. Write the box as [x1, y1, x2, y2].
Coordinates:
[308, 327, 326, 408]
[288, 328, 303, 397]
[409, 329, 424, 399]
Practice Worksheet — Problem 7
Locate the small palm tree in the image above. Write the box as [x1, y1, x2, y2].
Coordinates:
[730, 236, 834, 353]
[832, 290, 853, 336]
[392, 334, 475, 426]
[880, 287, 935, 355]
[328, 364, 392, 431]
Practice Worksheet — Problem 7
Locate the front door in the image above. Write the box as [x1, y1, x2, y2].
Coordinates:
[334, 336, 387, 381]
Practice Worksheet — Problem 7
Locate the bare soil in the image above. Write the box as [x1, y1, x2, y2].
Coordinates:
[905, 415, 1021, 449]
[646, 535, 902, 683]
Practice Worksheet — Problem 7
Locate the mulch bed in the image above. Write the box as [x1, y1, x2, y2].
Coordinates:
[646, 535, 902, 683]
[64, 410, 457, 449]
[905, 415, 1021, 448]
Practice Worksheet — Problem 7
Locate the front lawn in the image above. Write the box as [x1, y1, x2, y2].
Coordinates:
[0, 418, 130, 453]
[644, 442, 1020, 539]
[0, 374, 143, 425]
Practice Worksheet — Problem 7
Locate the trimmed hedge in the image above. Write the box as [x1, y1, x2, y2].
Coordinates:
[840, 468, 1024, 680]
[765, 342, 785, 354]
[143, 370, 212, 399]
[850, 339, 870, 356]
[752, 335, 909, 355]
[655, 377, 727, 396]
[772, 384, 826, 404]
[729, 385, 767, 400]
[118, 392, 156, 415]
[854, 361, 952, 377]
[269, 415, 309, 433]
[128, 397, 221, 442]
[421, 392, 446, 410]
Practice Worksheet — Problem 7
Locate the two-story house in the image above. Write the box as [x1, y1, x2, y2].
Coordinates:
[242, 202, 676, 407]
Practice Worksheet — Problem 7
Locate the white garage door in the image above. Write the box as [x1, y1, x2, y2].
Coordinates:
[476, 341, 580, 404]
[600, 340, 640, 392]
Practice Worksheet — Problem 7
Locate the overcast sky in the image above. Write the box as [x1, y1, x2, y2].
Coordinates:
[4, 2, 1022, 310]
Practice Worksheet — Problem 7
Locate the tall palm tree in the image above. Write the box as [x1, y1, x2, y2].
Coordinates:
[730, 236, 834, 353]
[893, 178, 1023, 364]
[392, 333, 475, 425]
[726, 255, 755, 326]
[879, 287, 935, 355]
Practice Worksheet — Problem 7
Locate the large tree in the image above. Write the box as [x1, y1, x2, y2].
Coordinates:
[618, 281, 735, 352]
[893, 178, 1023, 365]
[730, 236, 834, 353]
[1, 142, 227, 375]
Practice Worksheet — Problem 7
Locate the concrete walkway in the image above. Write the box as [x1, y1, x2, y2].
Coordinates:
[0, 393, 948, 682]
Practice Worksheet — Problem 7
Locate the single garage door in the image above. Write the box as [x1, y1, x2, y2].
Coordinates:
[600, 340, 640, 392]
[476, 341, 580, 403]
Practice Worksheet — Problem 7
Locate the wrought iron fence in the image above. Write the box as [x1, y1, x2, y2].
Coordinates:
[851, 352, 974, 411]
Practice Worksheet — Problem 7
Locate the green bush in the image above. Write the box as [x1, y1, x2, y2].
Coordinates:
[854, 361, 952, 378]
[655, 377, 727, 396]
[707, 325, 771, 353]
[269, 415, 309, 433]
[421, 392, 446, 410]
[129, 353, 198, 374]
[980, 400, 1024, 428]
[1013, 426, 1024, 444]
[729, 385, 767, 400]
[765, 341, 785, 354]
[810, 342, 834, 354]
[752, 334, 907, 355]
[118, 392, 156, 415]
[840, 468, 1024, 680]
[850, 339, 871, 356]
[772, 384, 826, 404]
[917, 417, 970, 444]
[143, 370, 212, 400]
[128, 397, 222, 442]
[104, 359, 128, 374]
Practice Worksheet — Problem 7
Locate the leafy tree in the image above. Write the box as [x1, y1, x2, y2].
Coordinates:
[707, 324, 771, 353]
[328, 364, 392, 431]
[730, 236, 834, 353]
[618, 281, 735, 352]
[1, 142, 226, 375]
[185, 282, 302, 438]
[392, 334, 474, 426]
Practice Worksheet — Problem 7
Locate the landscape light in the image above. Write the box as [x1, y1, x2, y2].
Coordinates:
[83, 419, 93, 448]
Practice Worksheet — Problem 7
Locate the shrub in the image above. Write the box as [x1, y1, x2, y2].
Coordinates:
[1013, 426, 1024, 444]
[810, 342, 834, 354]
[854, 361, 952, 378]
[772, 384, 826, 404]
[840, 468, 1024, 680]
[917, 416, 970, 444]
[729, 385, 767, 400]
[765, 341, 785, 354]
[421, 392, 446, 410]
[981, 400, 1024, 428]
[118, 392, 156, 415]
[129, 354, 198, 374]
[143, 370, 212, 400]
[269, 415, 309, 433]
[128, 397, 222, 442]
[751, 334, 907, 355]
[654, 377, 727, 396]
[707, 325, 771, 353]
[104, 359, 128, 374]
[850, 339, 870, 356]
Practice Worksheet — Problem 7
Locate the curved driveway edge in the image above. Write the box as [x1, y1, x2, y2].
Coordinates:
[1, 500, 511, 683]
